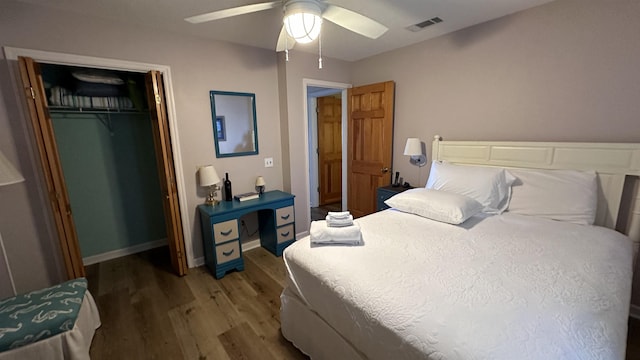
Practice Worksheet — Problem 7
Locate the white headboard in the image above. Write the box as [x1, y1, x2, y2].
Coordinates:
[431, 136, 640, 252]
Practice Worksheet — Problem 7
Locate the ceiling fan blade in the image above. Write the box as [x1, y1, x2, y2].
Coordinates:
[276, 26, 295, 52]
[185, 1, 280, 24]
[322, 4, 388, 39]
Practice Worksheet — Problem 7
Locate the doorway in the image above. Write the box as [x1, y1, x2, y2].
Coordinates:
[306, 84, 348, 221]
[303, 79, 395, 223]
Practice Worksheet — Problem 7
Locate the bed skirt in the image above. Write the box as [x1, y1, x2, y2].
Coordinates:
[280, 287, 366, 360]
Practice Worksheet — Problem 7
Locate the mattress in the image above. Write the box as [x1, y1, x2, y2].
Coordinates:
[282, 210, 633, 360]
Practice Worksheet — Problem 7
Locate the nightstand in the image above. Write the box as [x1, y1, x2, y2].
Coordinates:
[377, 185, 414, 211]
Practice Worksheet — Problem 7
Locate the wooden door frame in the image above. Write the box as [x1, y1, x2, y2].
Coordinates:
[4, 47, 194, 268]
[303, 79, 351, 221]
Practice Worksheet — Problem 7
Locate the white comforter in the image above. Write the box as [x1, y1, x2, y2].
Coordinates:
[283, 210, 633, 360]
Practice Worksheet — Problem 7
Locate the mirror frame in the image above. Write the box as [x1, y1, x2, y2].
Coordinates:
[209, 90, 259, 158]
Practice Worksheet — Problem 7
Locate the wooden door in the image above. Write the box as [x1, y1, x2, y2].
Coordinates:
[145, 71, 188, 276]
[347, 81, 395, 218]
[317, 95, 342, 205]
[18, 56, 85, 279]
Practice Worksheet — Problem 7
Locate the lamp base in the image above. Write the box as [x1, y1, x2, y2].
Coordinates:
[410, 155, 427, 167]
[205, 187, 219, 206]
[205, 198, 218, 206]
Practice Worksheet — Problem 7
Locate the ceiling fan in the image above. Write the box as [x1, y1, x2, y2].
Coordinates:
[185, 0, 389, 52]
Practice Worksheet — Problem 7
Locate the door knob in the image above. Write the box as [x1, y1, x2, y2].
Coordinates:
[381, 167, 390, 173]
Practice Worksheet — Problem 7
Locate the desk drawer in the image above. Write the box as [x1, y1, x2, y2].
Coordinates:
[277, 224, 295, 243]
[215, 241, 240, 264]
[276, 206, 294, 226]
[212, 219, 239, 244]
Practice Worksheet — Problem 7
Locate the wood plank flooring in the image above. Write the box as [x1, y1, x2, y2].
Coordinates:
[86, 247, 307, 360]
[87, 246, 640, 359]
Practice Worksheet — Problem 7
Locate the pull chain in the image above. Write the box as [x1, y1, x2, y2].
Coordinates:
[285, 36, 289, 61]
[318, 31, 323, 69]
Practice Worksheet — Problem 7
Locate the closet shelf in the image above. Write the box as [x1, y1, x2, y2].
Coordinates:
[49, 106, 147, 115]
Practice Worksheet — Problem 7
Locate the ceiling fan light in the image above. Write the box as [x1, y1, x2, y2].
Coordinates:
[283, 1, 322, 44]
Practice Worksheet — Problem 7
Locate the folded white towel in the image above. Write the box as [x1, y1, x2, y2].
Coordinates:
[327, 211, 351, 219]
[310, 220, 363, 246]
[325, 214, 354, 227]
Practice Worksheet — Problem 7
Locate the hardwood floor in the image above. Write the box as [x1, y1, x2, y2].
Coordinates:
[86, 246, 307, 360]
[87, 246, 640, 359]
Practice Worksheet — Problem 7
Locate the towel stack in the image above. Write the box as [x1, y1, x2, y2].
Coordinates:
[310, 211, 363, 246]
[325, 211, 354, 227]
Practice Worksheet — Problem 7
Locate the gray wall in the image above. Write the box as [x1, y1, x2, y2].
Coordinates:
[351, 0, 640, 187]
[279, 51, 352, 233]
[0, 0, 353, 295]
[0, 0, 287, 293]
[350, 0, 640, 304]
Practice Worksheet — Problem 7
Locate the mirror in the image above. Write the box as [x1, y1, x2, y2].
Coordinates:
[209, 90, 258, 157]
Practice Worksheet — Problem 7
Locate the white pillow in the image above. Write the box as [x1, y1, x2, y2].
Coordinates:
[425, 161, 516, 214]
[384, 188, 483, 224]
[507, 168, 598, 225]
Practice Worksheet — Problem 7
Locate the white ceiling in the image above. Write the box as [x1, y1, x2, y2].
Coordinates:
[16, 0, 555, 62]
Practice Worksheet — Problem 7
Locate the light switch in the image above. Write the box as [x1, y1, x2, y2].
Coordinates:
[264, 157, 274, 167]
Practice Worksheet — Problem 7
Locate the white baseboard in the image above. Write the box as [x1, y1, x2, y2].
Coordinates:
[193, 256, 205, 267]
[82, 238, 168, 265]
[242, 239, 261, 251]
[630, 305, 640, 320]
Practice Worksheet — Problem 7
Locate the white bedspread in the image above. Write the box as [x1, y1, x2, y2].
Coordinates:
[283, 210, 633, 360]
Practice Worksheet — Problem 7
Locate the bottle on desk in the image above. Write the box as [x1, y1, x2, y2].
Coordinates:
[224, 173, 233, 201]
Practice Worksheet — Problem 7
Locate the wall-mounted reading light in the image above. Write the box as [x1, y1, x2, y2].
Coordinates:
[404, 138, 426, 167]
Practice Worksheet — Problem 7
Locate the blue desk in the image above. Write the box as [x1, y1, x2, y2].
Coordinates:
[198, 190, 296, 279]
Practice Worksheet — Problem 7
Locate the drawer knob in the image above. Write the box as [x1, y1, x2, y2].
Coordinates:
[222, 249, 234, 256]
[281, 214, 290, 220]
[220, 229, 233, 236]
[281, 231, 290, 237]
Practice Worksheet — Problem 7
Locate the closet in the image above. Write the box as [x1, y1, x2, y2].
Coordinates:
[18, 56, 188, 278]
[40, 64, 166, 261]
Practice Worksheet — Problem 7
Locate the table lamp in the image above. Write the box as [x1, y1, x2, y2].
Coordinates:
[199, 165, 221, 206]
[255, 176, 266, 195]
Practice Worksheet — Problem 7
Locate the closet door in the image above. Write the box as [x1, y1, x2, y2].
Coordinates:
[145, 71, 188, 276]
[17, 56, 85, 279]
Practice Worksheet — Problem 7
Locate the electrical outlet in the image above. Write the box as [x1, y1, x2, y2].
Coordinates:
[264, 157, 274, 167]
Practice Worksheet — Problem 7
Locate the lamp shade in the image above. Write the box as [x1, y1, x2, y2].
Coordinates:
[255, 176, 266, 187]
[0, 150, 24, 186]
[284, 0, 322, 44]
[199, 165, 220, 187]
[403, 138, 422, 156]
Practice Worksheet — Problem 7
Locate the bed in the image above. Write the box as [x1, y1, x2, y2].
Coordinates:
[280, 137, 640, 360]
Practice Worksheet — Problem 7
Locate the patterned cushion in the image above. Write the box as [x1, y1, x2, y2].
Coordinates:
[0, 278, 88, 351]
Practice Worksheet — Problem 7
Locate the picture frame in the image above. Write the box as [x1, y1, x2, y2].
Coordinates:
[216, 116, 226, 141]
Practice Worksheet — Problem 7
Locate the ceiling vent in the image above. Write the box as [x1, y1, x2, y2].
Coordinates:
[407, 17, 443, 32]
